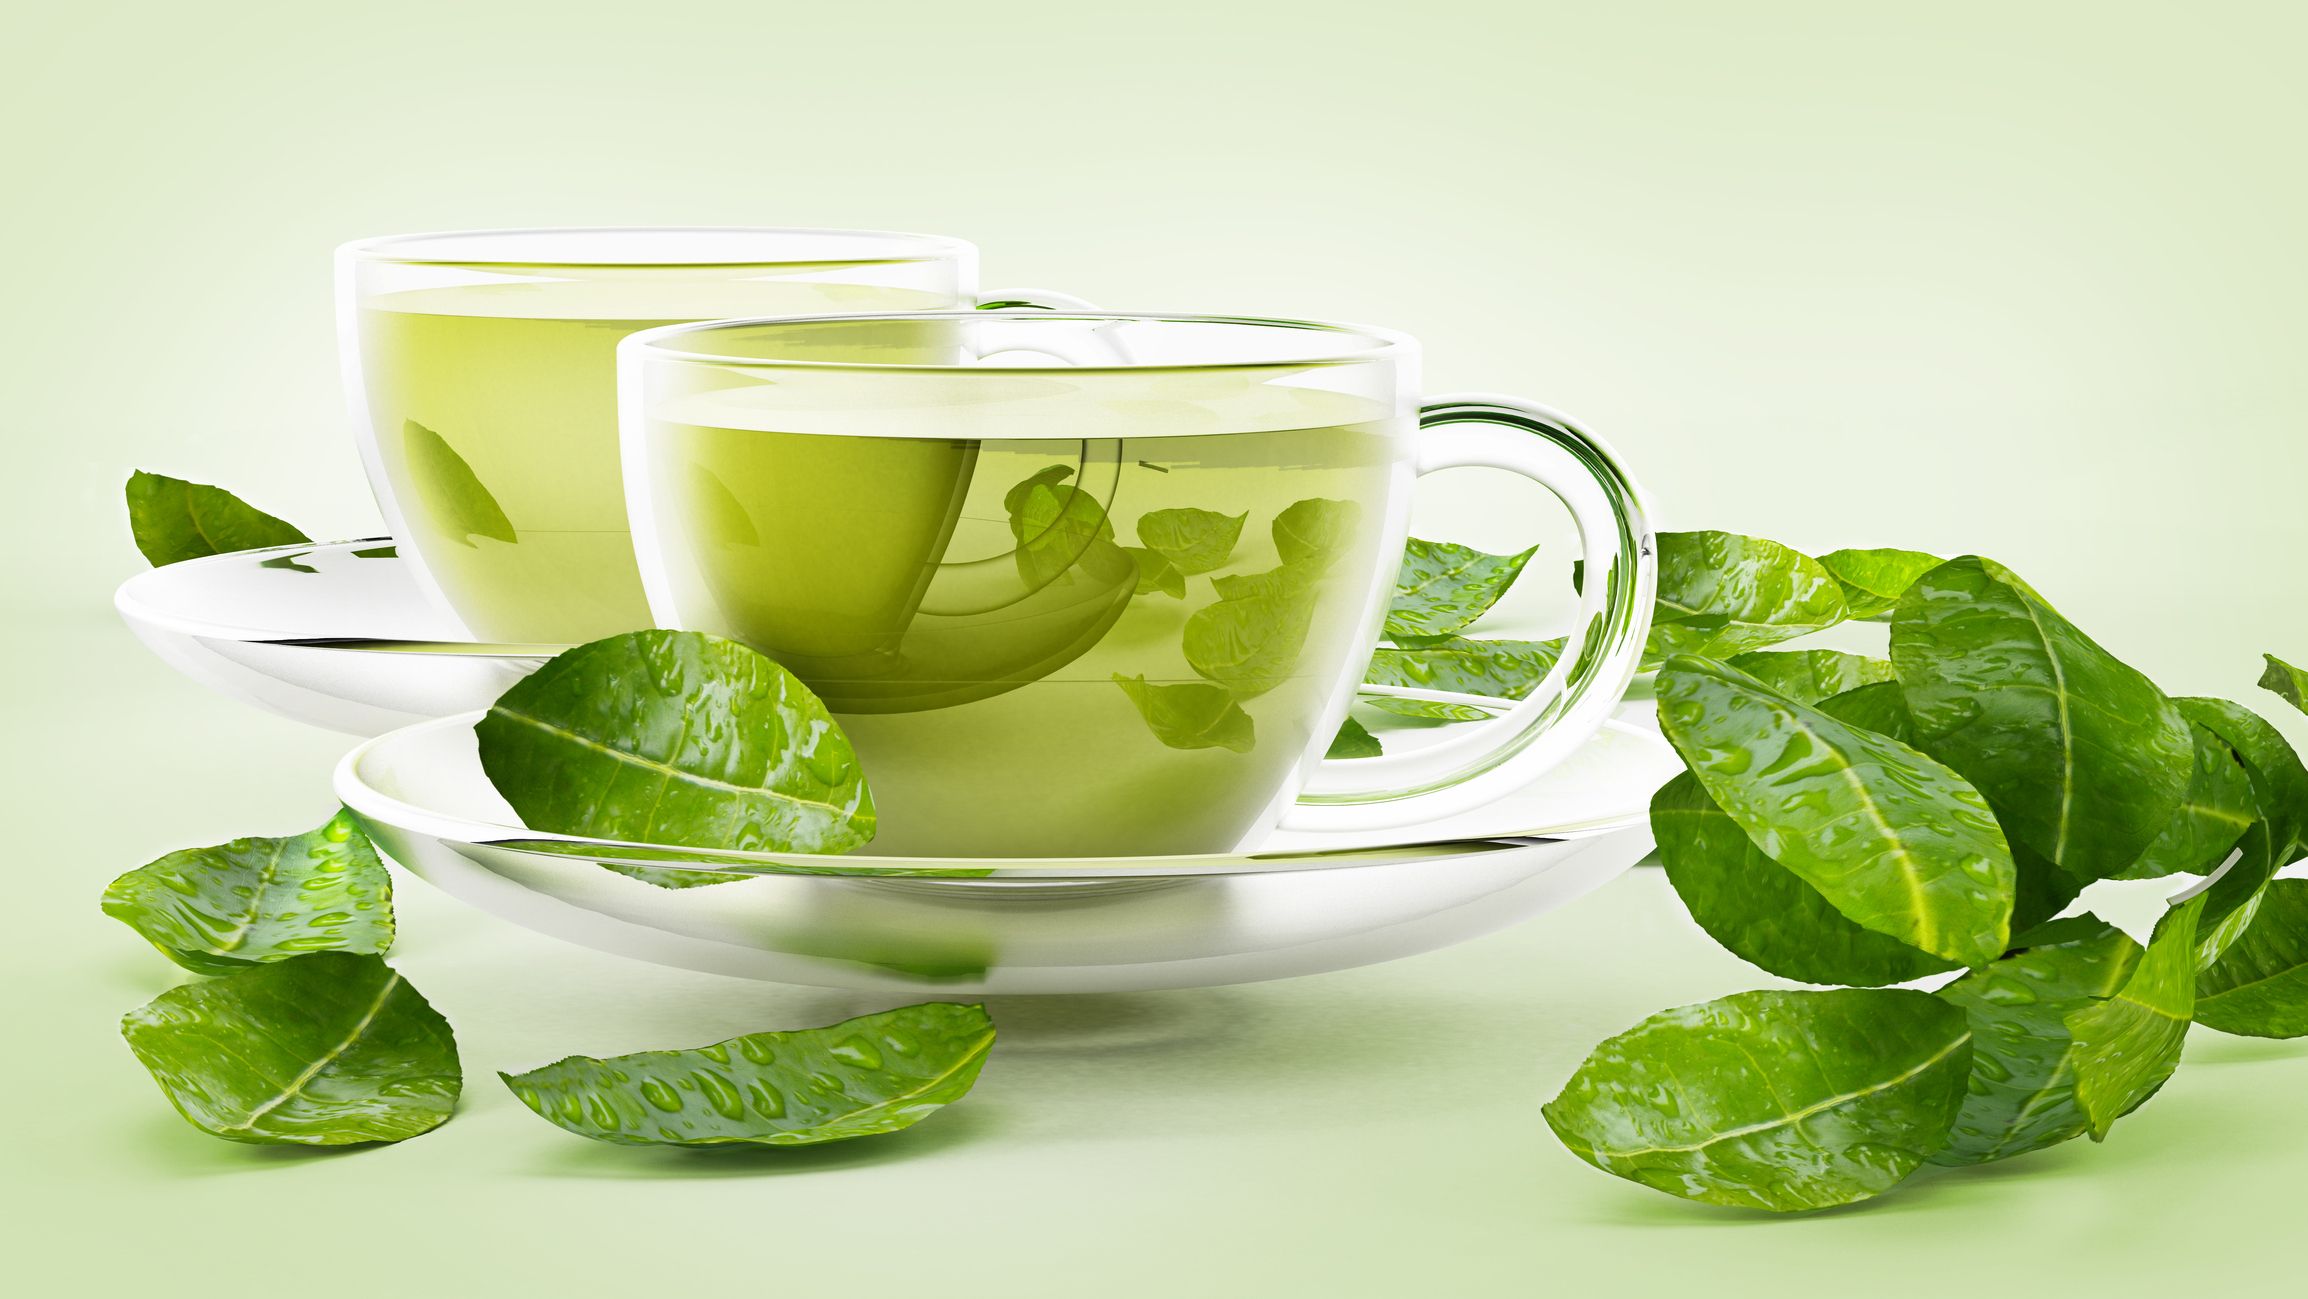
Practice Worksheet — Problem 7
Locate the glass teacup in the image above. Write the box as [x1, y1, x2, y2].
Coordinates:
[338, 227, 1075, 644]
[621, 311, 1654, 857]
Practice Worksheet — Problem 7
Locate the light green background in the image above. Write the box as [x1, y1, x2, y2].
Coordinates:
[7, 1, 2306, 1294]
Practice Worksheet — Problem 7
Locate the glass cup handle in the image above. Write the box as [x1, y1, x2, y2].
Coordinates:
[1276, 394, 1656, 835]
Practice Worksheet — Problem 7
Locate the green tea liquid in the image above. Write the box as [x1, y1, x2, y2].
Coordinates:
[355, 278, 954, 643]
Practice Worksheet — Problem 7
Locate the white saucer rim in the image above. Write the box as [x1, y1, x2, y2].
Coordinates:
[335, 710, 1667, 877]
[113, 538, 490, 648]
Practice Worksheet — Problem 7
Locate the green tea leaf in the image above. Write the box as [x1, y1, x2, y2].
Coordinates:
[1724, 649, 1895, 705]
[1359, 695, 1494, 723]
[477, 630, 875, 854]
[1646, 531, 1849, 658]
[1113, 674, 1256, 753]
[1652, 773, 1955, 987]
[1817, 548, 1943, 621]
[1813, 680, 1915, 740]
[1126, 547, 1186, 599]
[1656, 656, 2015, 966]
[125, 470, 309, 566]
[102, 810, 392, 973]
[1366, 636, 1563, 699]
[1328, 716, 1382, 759]
[120, 953, 459, 1146]
[351, 543, 397, 559]
[403, 421, 516, 546]
[1012, 481, 1115, 586]
[2066, 894, 2203, 1140]
[2174, 697, 2308, 866]
[2259, 653, 2308, 713]
[1892, 556, 2193, 881]
[2119, 723, 2256, 880]
[1002, 464, 1074, 517]
[1272, 498, 1361, 568]
[1543, 988, 1972, 1213]
[501, 1003, 993, 1148]
[1384, 539, 1537, 638]
[1186, 565, 1319, 699]
[1931, 919, 2143, 1166]
[1136, 507, 1245, 576]
[2196, 879, 2308, 1038]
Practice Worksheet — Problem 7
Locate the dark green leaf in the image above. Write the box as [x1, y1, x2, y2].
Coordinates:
[1652, 773, 1954, 987]
[477, 630, 875, 854]
[1359, 694, 1494, 723]
[402, 421, 516, 546]
[258, 552, 317, 574]
[2259, 653, 2308, 714]
[1366, 636, 1562, 699]
[1328, 716, 1382, 759]
[1813, 680, 1915, 740]
[2196, 879, 2308, 1038]
[1272, 498, 1361, 568]
[1126, 547, 1186, 599]
[1113, 674, 1256, 753]
[501, 1003, 993, 1148]
[1817, 548, 1943, 621]
[2175, 697, 2308, 866]
[1136, 507, 1245, 576]
[125, 470, 309, 566]
[102, 810, 392, 973]
[120, 953, 459, 1146]
[1892, 556, 2193, 881]
[2119, 723, 2256, 880]
[1646, 531, 1850, 658]
[1724, 649, 1895, 705]
[1384, 539, 1537, 638]
[1656, 656, 2015, 966]
[1543, 988, 1972, 1213]
[1186, 565, 1319, 699]
[2066, 894, 2203, 1140]
[351, 544, 397, 559]
[1931, 919, 2142, 1166]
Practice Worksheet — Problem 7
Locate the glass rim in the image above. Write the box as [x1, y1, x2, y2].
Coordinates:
[624, 310, 1418, 375]
[336, 225, 974, 269]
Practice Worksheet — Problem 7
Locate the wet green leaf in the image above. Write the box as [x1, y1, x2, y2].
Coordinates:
[2259, 653, 2308, 713]
[1646, 531, 1850, 658]
[1813, 680, 1915, 740]
[2119, 723, 2256, 880]
[102, 810, 392, 973]
[1930, 919, 2142, 1166]
[351, 543, 397, 559]
[1136, 507, 1245, 576]
[125, 470, 309, 566]
[1126, 547, 1186, 598]
[1656, 656, 2015, 966]
[1892, 556, 2193, 882]
[477, 630, 875, 854]
[2196, 879, 2308, 1039]
[2066, 894, 2203, 1140]
[403, 421, 516, 546]
[1366, 635, 1562, 699]
[1186, 565, 1319, 699]
[1328, 716, 1382, 759]
[1723, 649, 1895, 705]
[121, 953, 459, 1146]
[501, 1003, 993, 1148]
[1542, 988, 1972, 1213]
[1359, 695, 1494, 723]
[1113, 674, 1256, 753]
[1272, 498, 1361, 568]
[2175, 697, 2308, 867]
[1652, 772, 1955, 987]
[1817, 548, 1943, 621]
[1384, 539, 1537, 638]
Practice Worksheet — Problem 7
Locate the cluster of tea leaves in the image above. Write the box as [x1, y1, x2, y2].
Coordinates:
[1522, 536, 2308, 1211]
[1007, 465, 1363, 757]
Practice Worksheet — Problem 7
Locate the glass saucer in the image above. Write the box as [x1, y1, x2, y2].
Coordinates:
[334, 712, 1678, 993]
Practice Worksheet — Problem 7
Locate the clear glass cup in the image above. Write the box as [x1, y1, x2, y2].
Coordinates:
[621, 311, 1655, 857]
[337, 227, 1075, 644]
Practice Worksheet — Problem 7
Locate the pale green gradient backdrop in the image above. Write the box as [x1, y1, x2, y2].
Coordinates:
[7, 1, 2306, 1294]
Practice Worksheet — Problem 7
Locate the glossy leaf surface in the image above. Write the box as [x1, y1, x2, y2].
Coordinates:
[1723, 649, 1895, 705]
[125, 471, 309, 566]
[2196, 879, 2308, 1038]
[121, 953, 459, 1145]
[1817, 548, 1942, 620]
[1384, 539, 1537, 638]
[502, 1003, 993, 1147]
[1366, 636, 1562, 699]
[2066, 895, 2202, 1140]
[1656, 656, 2015, 965]
[1543, 988, 1972, 1212]
[477, 630, 875, 853]
[1647, 531, 1849, 658]
[102, 810, 392, 973]
[1327, 716, 1382, 759]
